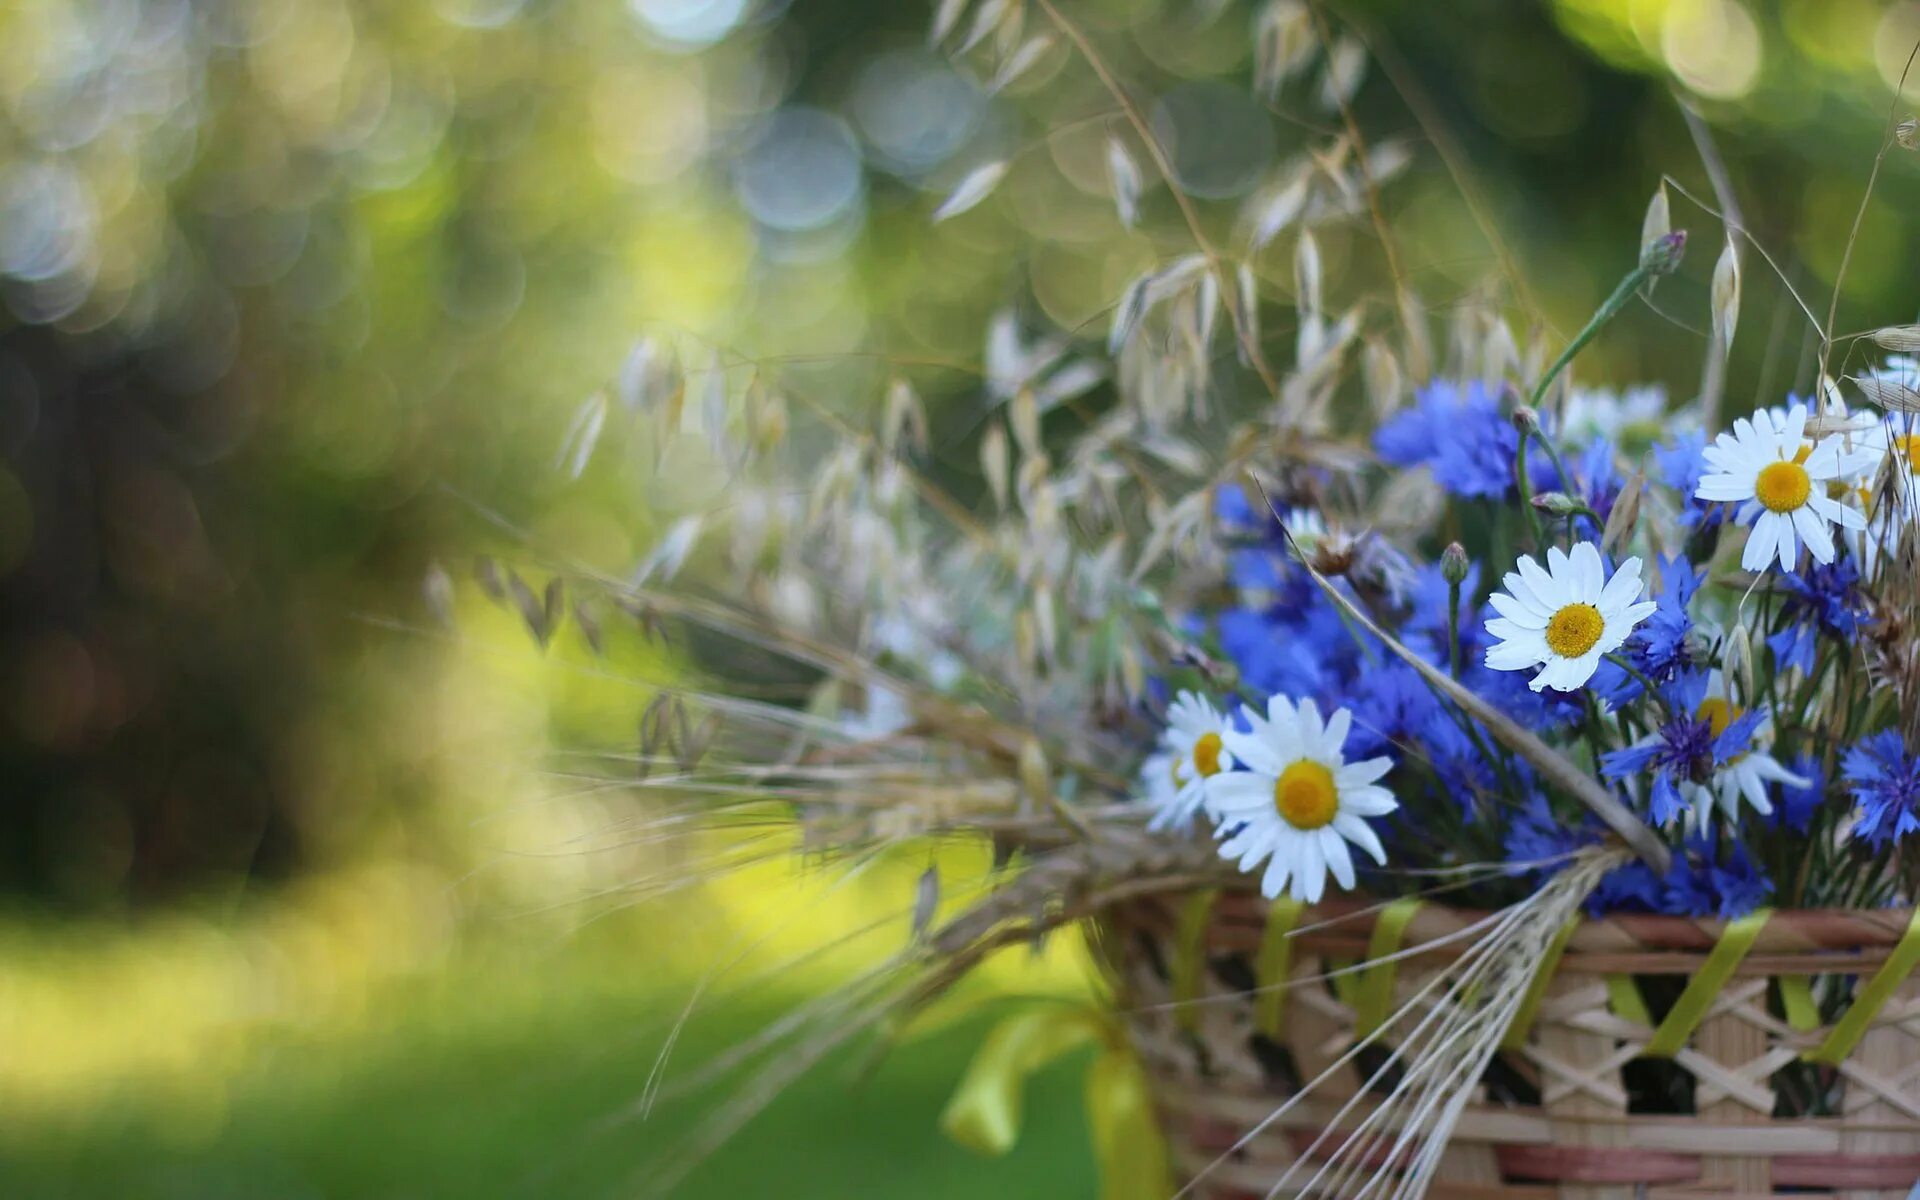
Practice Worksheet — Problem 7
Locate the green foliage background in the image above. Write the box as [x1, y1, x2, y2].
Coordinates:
[4, 0, 1920, 1194]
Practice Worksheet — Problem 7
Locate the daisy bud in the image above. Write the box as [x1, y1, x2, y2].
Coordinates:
[1641, 230, 1688, 276]
[1440, 541, 1470, 585]
[1510, 405, 1541, 435]
[1530, 491, 1582, 517]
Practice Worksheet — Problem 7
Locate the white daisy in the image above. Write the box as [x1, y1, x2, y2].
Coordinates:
[1853, 409, 1920, 521]
[1679, 687, 1807, 827]
[1696, 404, 1878, 572]
[1561, 384, 1677, 447]
[1143, 690, 1235, 832]
[1203, 696, 1395, 902]
[1483, 542, 1658, 693]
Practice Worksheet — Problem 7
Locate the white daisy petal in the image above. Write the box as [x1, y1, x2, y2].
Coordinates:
[1695, 475, 1752, 501]
[1319, 827, 1356, 890]
[1332, 812, 1387, 864]
[1485, 617, 1538, 642]
[1597, 558, 1644, 609]
[1501, 570, 1551, 614]
[1323, 706, 1351, 753]
[1486, 637, 1546, 671]
[1801, 439, 1840, 476]
[1488, 592, 1549, 628]
[1261, 851, 1292, 901]
[1341, 786, 1398, 817]
[1336, 757, 1392, 788]
[1774, 513, 1799, 570]
[1296, 698, 1324, 743]
[1741, 513, 1778, 572]
[1264, 693, 1297, 728]
[1205, 770, 1272, 814]
[1570, 541, 1603, 602]
[1516, 555, 1560, 608]
[1793, 505, 1835, 564]
[1808, 493, 1866, 530]
[1782, 404, 1807, 448]
[1296, 841, 1327, 903]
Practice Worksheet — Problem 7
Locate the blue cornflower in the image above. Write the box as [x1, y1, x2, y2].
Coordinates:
[1766, 559, 1866, 675]
[1570, 436, 1626, 532]
[1375, 380, 1556, 501]
[1503, 794, 1598, 875]
[1660, 836, 1773, 918]
[1216, 483, 1263, 532]
[1601, 671, 1765, 826]
[1588, 861, 1664, 915]
[1344, 664, 1437, 759]
[1843, 730, 1920, 847]
[1595, 556, 1701, 704]
[1585, 837, 1771, 918]
[1419, 708, 1505, 813]
[1218, 606, 1333, 700]
[1655, 431, 1724, 532]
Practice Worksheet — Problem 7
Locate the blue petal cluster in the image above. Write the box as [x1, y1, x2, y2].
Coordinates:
[1569, 436, 1626, 535]
[1654, 431, 1724, 532]
[1593, 556, 1700, 704]
[1843, 730, 1920, 847]
[1374, 380, 1557, 502]
[1505, 804, 1771, 919]
[1599, 672, 1764, 826]
[1766, 559, 1866, 675]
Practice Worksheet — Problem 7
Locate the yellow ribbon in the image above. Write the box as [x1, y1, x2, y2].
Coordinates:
[1255, 897, 1305, 1037]
[1353, 899, 1423, 1037]
[1606, 973, 1652, 1029]
[1171, 889, 1218, 1034]
[1778, 975, 1820, 1034]
[1806, 906, 1920, 1066]
[1642, 908, 1771, 1059]
[941, 1003, 1171, 1200]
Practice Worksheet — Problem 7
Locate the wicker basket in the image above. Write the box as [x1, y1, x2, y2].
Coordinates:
[1103, 891, 1920, 1199]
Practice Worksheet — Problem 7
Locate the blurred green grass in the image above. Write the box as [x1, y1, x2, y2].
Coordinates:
[0, 913, 1095, 1199]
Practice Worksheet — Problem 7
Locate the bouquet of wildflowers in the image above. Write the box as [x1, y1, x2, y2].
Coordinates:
[1149, 315, 1920, 923]
[471, 2, 1920, 1192]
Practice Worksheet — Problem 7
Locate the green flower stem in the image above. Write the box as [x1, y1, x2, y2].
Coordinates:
[1529, 261, 1658, 412]
[1515, 430, 1547, 546]
[1446, 579, 1463, 679]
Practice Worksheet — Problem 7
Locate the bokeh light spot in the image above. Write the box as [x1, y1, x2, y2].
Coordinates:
[628, 0, 750, 50]
[1663, 0, 1762, 100]
[851, 51, 984, 178]
[731, 106, 864, 232]
[1148, 81, 1274, 200]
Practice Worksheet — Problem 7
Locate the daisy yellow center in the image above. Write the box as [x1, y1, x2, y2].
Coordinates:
[1191, 732, 1225, 778]
[1544, 603, 1605, 659]
[1896, 434, 1920, 475]
[1696, 697, 1737, 739]
[1274, 760, 1338, 830]
[1696, 697, 1748, 765]
[1755, 460, 1811, 513]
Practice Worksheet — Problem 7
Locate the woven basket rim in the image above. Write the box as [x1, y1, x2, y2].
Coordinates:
[1154, 892, 1920, 974]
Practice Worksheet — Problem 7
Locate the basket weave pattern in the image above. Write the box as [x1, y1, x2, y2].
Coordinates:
[1106, 893, 1920, 1199]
